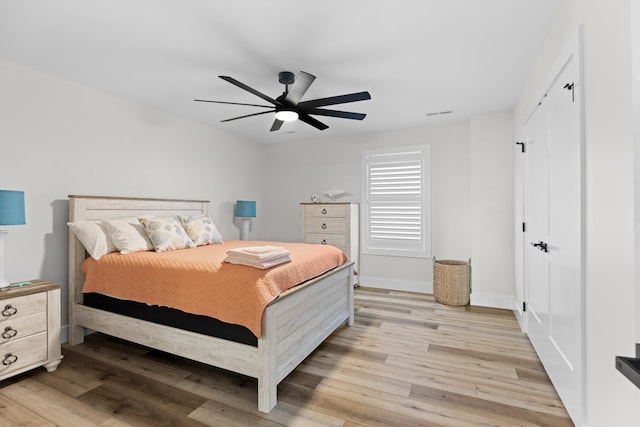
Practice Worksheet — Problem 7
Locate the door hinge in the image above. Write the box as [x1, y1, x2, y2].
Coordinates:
[516, 141, 526, 153]
[564, 82, 575, 102]
[523, 301, 527, 312]
[522, 222, 526, 232]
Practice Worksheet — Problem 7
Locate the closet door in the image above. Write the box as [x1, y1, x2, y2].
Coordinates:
[524, 45, 583, 424]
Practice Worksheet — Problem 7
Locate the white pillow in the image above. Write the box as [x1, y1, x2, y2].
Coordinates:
[68, 220, 117, 260]
[179, 215, 223, 246]
[139, 216, 196, 252]
[102, 217, 154, 254]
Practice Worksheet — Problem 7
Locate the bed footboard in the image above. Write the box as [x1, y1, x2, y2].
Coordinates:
[258, 262, 354, 412]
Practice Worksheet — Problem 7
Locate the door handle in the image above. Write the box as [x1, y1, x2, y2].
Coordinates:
[531, 241, 549, 253]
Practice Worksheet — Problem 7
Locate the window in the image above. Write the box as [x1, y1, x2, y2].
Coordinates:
[361, 145, 431, 258]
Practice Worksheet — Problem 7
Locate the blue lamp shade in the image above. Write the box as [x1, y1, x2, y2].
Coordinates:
[0, 190, 25, 226]
[235, 200, 256, 218]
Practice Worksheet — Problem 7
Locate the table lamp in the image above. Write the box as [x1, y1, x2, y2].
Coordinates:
[235, 200, 256, 241]
[0, 190, 25, 288]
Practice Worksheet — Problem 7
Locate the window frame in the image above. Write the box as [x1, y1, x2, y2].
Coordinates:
[361, 144, 431, 258]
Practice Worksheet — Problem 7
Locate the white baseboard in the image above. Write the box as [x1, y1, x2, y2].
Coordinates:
[358, 276, 432, 294]
[512, 298, 526, 332]
[360, 276, 515, 312]
[469, 292, 513, 310]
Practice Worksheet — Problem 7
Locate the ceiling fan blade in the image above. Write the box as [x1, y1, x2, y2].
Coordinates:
[307, 108, 366, 120]
[194, 99, 274, 108]
[284, 71, 316, 105]
[298, 91, 371, 109]
[298, 113, 329, 131]
[270, 119, 284, 132]
[220, 110, 273, 123]
[219, 75, 282, 106]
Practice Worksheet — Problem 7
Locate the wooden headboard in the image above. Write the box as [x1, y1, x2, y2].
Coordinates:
[67, 195, 209, 343]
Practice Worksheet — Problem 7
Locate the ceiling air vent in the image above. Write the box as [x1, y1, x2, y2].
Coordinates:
[427, 110, 453, 117]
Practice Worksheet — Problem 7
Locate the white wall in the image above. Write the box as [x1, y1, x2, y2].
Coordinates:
[632, 0, 640, 418]
[262, 116, 516, 307]
[469, 113, 514, 309]
[0, 60, 266, 340]
[513, 0, 638, 425]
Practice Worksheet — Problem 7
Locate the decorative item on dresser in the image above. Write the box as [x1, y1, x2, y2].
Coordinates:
[0, 280, 63, 380]
[301, 202, 359, 284]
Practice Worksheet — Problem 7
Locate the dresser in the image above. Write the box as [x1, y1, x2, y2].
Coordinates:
[0, 280, 63, 381]
[301, 202, 359, 283]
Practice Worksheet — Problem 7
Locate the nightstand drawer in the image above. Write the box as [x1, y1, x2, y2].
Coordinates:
[0, 311, 47, 345]
[305, 233, 346, 251]
[304, 204, 346, 218]
[0, 332, 47, 377]
[0, 292, 47, 322]
[306, 218, 346, 234]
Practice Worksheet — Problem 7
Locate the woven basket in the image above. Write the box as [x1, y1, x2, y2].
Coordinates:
[433, 259, 470, 306]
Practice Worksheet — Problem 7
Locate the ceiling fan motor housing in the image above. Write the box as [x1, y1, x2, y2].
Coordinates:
[278, 71, 295, 86]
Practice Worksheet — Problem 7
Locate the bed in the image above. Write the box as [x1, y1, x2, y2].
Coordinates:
[67, 195, 355, 412]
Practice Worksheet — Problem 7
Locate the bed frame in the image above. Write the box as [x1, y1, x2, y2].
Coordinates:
[67, 195, 355, 412]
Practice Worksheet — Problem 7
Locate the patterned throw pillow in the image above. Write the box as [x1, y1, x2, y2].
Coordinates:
[139, 216, 196, 252]
[179, 215, 223, 246]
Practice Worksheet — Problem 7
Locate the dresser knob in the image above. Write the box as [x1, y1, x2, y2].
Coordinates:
[321, 223, 327, 230]
[1, 305, 17, 318]
[1, 327, 17, 340]
[321, 208, 327, 214]
[2, 353, 17, 366]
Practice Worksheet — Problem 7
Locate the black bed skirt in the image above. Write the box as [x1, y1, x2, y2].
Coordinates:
[83, 293, 258, 347]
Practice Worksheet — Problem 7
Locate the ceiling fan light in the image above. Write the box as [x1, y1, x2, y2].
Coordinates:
[275, 109, 299, 122]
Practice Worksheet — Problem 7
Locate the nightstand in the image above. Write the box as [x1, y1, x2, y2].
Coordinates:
[0, 280, 63, 381]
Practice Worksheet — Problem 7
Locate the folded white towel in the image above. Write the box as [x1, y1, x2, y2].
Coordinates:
[226, 246, 289, 261]
[224, 254, 291, 269]
[235, 245, 285, 255]
[224, 245, 291, 269]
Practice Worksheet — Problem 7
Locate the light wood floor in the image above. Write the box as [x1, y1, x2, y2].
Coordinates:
[0, 287, 573, 426]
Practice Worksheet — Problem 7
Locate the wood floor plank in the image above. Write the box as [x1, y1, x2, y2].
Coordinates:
[77, 382, 209, 427]
[0, 287, 572, 425]
[0, 392, 55, 427]
[410, 383, 573, 427]
[0, 378, 116, 426]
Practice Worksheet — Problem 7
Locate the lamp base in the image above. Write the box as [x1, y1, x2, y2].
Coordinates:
[0, 230, 9, 288]
[239, 218, 251, 241]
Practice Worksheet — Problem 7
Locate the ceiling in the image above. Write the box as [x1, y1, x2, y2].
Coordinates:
[0, 0, 559, 144]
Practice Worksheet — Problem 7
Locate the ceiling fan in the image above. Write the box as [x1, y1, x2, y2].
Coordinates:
[194, 71, 371, 132]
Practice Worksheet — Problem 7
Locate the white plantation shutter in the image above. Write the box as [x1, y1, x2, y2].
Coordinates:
[361, 146, 431, 258]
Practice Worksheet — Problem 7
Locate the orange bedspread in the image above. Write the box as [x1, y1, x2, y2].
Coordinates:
[81, 241, 349, 338]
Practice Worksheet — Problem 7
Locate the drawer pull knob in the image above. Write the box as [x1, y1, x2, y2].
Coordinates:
[321, 208, 327, 214]
[321, 239, 327, 245]
[321, 223, 327, 230]
[1, 327, 17, 339]
[2, 305, 17, 317]
[2, 353, 17, 366]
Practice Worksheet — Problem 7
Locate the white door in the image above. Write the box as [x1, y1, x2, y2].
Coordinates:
[524, 48, 583, 424]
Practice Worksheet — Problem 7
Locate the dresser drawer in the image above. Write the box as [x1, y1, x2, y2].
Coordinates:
[306, 218, 346, 234]
[0, 311, 47, 345]
[305, 233, 346, 251]
[0, 292, 47, 323]
[304, 204, 346, 218]
[0, 332, 47, 377]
